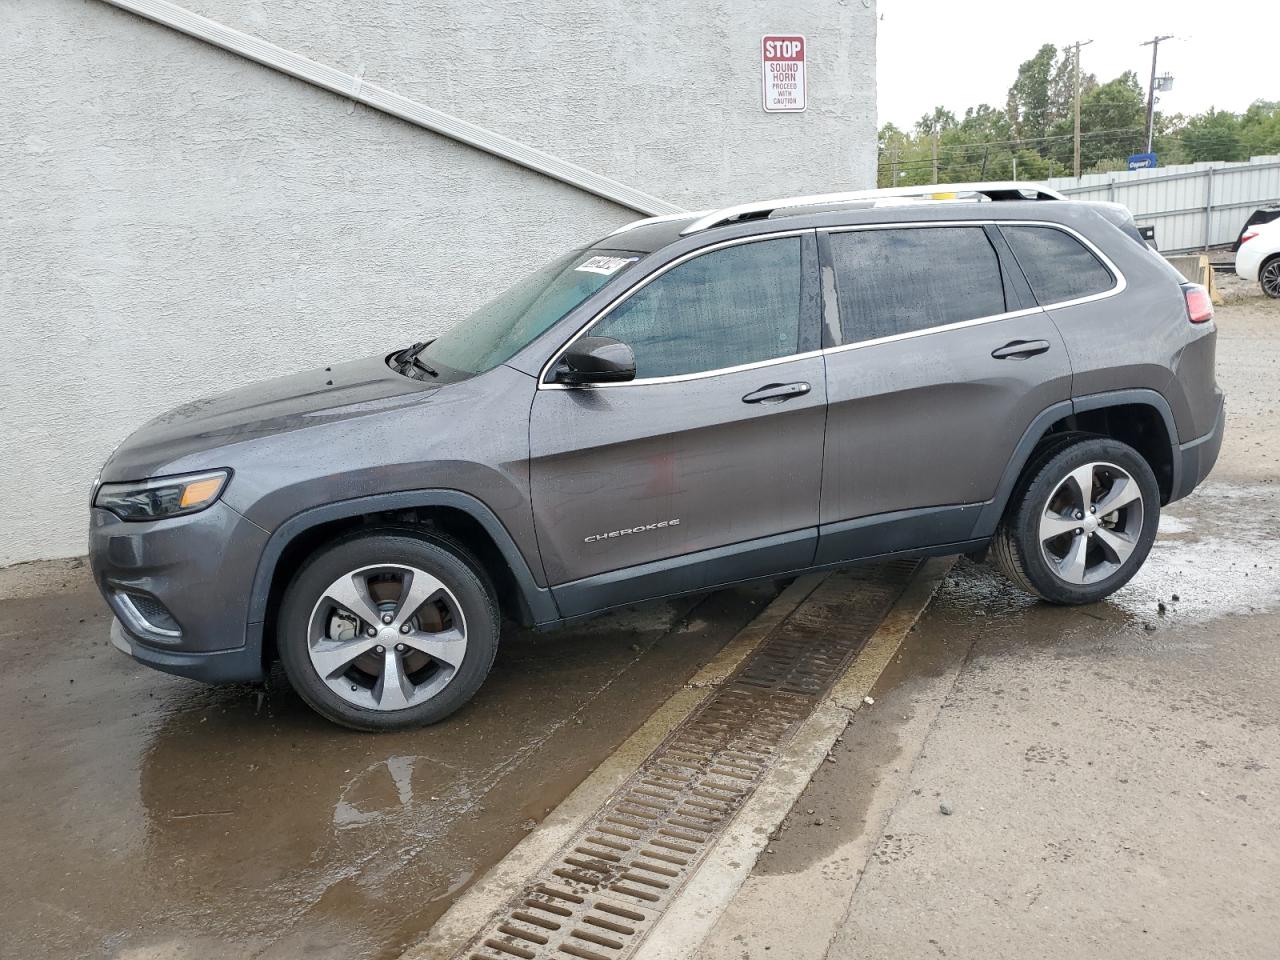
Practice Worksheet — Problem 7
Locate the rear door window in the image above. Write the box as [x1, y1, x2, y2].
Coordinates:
[827, 226, 1007, 346]
[1001, 225, 1115, 305]
[590, 237, 803, 379]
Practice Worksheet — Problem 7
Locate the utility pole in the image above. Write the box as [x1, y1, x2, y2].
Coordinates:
[1068, 39, 1093, 178]
[1141, 35, 1174, 154]
[931, 131, 939, 183]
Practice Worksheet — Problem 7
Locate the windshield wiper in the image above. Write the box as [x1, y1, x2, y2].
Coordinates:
[394, 342, 438, 378]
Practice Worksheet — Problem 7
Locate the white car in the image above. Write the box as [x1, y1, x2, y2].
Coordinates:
[1235, 218, 1280, 299]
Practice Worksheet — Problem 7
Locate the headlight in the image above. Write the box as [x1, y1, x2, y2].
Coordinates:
[94, 470, 231, 521]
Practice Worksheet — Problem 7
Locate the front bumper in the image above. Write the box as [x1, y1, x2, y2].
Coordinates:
[1171, 391, 1226, 503]
[90, 500, 270, 684]
[110, 617, 264, 683]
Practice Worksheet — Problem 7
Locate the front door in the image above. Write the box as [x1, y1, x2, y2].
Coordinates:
[816, 222, 1073, 563]
[529, 233, 826, 617]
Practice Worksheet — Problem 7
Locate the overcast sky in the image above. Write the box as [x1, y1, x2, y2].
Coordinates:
[876, 0, 1276, 130]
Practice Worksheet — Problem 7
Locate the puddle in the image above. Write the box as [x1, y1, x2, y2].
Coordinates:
[0, 570, 776, 960]
[1113, 482, 1280, 623]
[333, 755, 471, 829]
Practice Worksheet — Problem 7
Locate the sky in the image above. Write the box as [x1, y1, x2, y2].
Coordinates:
[876, 0, 1277, 130]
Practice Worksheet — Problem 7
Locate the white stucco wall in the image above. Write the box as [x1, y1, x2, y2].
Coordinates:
[0, 0, 876, 566]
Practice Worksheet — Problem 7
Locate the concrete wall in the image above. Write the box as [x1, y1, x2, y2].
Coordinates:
[0, 0, 876, 566]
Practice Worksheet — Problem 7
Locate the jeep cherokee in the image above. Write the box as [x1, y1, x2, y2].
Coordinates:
[89, 182, 1225, 730]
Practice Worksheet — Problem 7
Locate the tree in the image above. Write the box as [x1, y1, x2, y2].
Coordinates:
[1048, 45, 1096, 128]
[1077, 72, 1147, 168]
[1179, 108, 1246, 163]
[915, 106, 957, 138]
[1006, 44, 1057, 145]
[876, 43, 1270, 190]
[1240, 101, 1280, 156]
[960, 103, 1014, 143]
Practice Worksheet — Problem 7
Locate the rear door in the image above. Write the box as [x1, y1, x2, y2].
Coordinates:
[529, 232, 826, 617]
[816, 222, 1072, 563]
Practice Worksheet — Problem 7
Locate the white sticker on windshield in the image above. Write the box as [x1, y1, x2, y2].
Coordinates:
[575, 255, 638, 275]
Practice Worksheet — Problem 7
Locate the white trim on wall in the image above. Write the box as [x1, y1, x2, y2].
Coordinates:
[97, 0, 686, 217]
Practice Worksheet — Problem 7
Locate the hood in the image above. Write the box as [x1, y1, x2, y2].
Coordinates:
[101, 355, 439, 481]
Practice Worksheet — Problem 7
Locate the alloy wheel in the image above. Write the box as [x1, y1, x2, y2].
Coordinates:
[1262, 259, 1280, 299]
[307, 563, 468, 710]
[1039, 461, 1145, 585]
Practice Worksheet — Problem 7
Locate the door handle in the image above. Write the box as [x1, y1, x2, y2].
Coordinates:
[991, 339, 1051, 360]
[742, 381, 811, 404]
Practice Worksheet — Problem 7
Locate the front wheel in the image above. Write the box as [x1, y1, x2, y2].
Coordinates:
[277, 529, 499, 731]
[992, 437, 1160, 605]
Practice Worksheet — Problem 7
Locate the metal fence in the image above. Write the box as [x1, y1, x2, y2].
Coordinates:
[1047, 156, 1280, 254]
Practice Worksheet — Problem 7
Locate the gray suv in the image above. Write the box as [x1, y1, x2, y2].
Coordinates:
[90, 183, 1225, 730]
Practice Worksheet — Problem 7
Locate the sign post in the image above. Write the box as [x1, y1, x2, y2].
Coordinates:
[762, 35, 806, 113]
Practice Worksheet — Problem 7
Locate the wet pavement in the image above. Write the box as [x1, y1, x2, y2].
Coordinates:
[700, 290, 1280, 959]
[8, 292, 1278, 960]
[0, 565, 776, 960]
[813, 493, 1280, 959]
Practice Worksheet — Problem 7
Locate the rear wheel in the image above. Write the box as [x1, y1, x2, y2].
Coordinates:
[278, 529, 499, 731]
[993, 437, 1160, 604]
[1261, 256, 1280, 299]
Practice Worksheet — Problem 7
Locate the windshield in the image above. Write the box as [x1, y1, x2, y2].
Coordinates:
[420, 248, 644, 375]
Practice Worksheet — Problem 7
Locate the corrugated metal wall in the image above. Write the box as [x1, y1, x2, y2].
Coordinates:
[1048, 156, 1280, 253]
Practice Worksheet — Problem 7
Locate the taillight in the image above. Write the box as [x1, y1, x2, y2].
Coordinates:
[1183, 283, 1214, 324]
[1240, 231, 1259, 244]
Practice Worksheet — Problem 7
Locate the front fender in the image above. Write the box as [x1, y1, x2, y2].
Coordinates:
[245, 489, 560, 637]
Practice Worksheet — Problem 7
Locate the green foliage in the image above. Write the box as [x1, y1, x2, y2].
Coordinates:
[878, 46, 1275, 187]
[1241, 101, 1280, 156]
[1006, 44, 1058, 143]
[1177, 109, 1246, 162]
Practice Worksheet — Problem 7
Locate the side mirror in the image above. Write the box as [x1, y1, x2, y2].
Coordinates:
[555, 336, 636, 386]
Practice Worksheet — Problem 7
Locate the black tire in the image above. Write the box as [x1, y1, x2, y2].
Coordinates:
[1261, 255, 1280, 299]
[992, 436, 1160, 605]
[277, 528, 499, 731]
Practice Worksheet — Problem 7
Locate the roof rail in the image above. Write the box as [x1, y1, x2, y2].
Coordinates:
[679, 181, 1067, 235]
[606, 210, 704, 237]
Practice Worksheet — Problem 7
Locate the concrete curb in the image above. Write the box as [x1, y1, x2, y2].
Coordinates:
[401, 573, 828, 960]
[632, 556, 954, 960]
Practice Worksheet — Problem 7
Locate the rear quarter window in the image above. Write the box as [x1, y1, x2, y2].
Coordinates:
[1002, 225, 1115, 305]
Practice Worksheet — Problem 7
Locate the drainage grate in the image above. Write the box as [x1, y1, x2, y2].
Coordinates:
[456, 559, 920, 960]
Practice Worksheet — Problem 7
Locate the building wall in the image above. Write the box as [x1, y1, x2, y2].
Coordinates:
[0, 0, 876, 566]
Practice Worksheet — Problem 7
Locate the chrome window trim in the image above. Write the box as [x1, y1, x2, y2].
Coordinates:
[822, 305, 1047, 357]
[538, 219, 1126, 388]
[538, 229, 813, 390]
